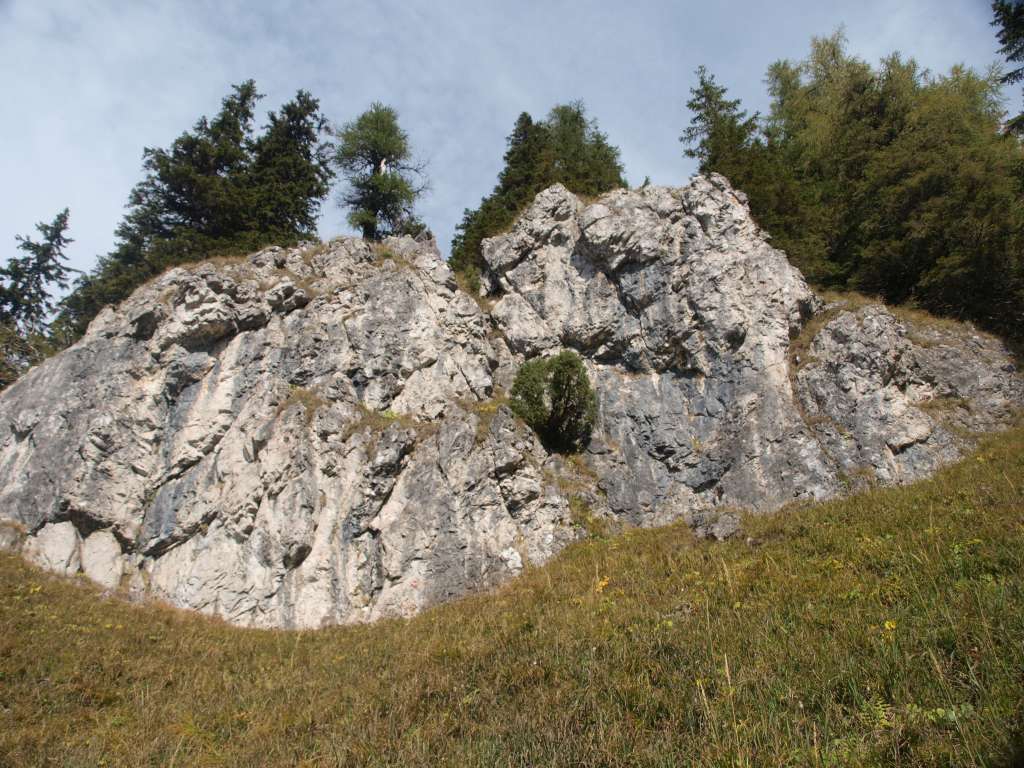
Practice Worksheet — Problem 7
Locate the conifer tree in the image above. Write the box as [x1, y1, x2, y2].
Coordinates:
[249, 89, 335, 240]
[1, 209, 74, 389]
[333, 103, 425, 241]
[55, 83, 334, 340]
[450, 103, 626, 284]
[1, 209, 74, 334]
[510, 350, 597, 452]
[993, 0, 1024, 134]
[680, 66, 758, 173]
[682, 32, 1024, 337]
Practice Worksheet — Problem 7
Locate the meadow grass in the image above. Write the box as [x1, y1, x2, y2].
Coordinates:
[1, 427, 1023, 766]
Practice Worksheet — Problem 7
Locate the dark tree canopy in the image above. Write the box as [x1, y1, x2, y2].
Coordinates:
[1, 209, 73, 389]
[54, 82, 334, 340]
[1, 209, 74, 335]
[993, 0, 1024, 134]
[682, 33, 1024, 338]
[681, 66, 759, 172]
[450, 102, 627, 285]
[333, 103, 425, 241]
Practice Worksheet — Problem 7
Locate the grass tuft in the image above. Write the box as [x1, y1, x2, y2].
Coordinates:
[276, 385, 329, 427]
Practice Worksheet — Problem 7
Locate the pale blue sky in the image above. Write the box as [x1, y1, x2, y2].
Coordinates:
[0, 0, 1009, 275]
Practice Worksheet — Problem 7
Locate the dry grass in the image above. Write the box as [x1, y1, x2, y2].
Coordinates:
[918, 396, 970, 415]
[454, 270, 498, 313]
[303, 240, 334, 260]
[369, 243, 415, 272]
[2, 429, 1024, 767]
[340, 403, 437, 446]
[461, 392, 510, 442]
[567, 494, 612, 539]
[276, 385, 330, 427]
[186, 253, 253, 271]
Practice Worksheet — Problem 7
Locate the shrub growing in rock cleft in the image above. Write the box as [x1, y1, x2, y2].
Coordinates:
[510, 350, 597, 452]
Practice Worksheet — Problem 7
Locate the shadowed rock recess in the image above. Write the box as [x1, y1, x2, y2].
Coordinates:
[0, 175, 1020, 628]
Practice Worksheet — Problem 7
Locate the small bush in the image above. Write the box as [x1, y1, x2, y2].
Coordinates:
[510, 350, 597, 452]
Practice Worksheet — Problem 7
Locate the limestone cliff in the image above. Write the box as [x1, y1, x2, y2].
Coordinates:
[0, 174, 1019, 627]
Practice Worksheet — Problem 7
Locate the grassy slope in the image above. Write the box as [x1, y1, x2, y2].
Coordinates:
[1, 429, 1023, 767]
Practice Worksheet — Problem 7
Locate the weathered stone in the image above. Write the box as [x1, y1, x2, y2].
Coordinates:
[23, 522, 80, 576]
[0, 237, 571, 628]
[482, 175, 836, 523]
[0, 175, 1020, 628]
[795, 304, 1023, 487]
[81, 530, 124, 590]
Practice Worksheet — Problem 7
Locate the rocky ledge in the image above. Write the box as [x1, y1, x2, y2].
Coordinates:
[0, 174, 1020, 627]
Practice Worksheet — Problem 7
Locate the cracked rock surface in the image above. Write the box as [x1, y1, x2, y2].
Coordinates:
[1, 174, 1020, 627]
[0, 237, 570, 628]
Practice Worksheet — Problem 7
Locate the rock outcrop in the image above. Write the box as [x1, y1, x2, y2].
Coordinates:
[0, 174, 1020, 628]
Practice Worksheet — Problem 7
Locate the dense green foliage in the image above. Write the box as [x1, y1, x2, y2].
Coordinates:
[450, 104, 627, 284]
[993, 0, 1024, 134]
[0, 209, 73, 389]
[2, 422, 1023, 766]
[54, 82, 333, 340]
[510, 350, 597, 452]
[333, 103, 425, 241]
[683, 33, 1024, 337]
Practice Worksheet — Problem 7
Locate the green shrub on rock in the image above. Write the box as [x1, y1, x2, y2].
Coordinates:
[510, 350, 597, 452]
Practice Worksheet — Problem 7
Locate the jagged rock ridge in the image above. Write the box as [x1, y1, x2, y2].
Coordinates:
[0, 174, 1020, 627]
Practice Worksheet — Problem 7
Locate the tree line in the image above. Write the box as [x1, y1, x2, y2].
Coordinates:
[3, 4, 1022, 390]
[683, 27, 1023, 337]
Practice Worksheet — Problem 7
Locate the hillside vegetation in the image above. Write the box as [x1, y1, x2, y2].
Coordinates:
[1, 423, 1022, 767]
[684, 32, 1024, 339]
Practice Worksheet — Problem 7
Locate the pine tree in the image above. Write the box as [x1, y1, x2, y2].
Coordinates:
[993, 0, 1024, 134]
[333, 103, 425, 241]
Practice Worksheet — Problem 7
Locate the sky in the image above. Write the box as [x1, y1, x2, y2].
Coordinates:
[0, 0, 1010, 276]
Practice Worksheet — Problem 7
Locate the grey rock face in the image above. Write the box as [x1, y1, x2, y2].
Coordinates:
[482, 176, 1020, 525]
[1, 174, 1020, 627]
[483, 176, 836, 523]
[795, 304, 1023, 487]
[0, 237, 572, 627]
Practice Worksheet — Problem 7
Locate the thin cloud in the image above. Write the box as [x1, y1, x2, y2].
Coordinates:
[0, 0, 1006, 277]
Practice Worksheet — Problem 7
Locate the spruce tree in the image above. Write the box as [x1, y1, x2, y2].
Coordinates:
[681, 66, 758, 173]
[993, 0, 1024, 134]
[1, 209, 74, 334]
[249, 90, 335, 239]
[55, 83, 334, 340]
[1, 209, 74, 389]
